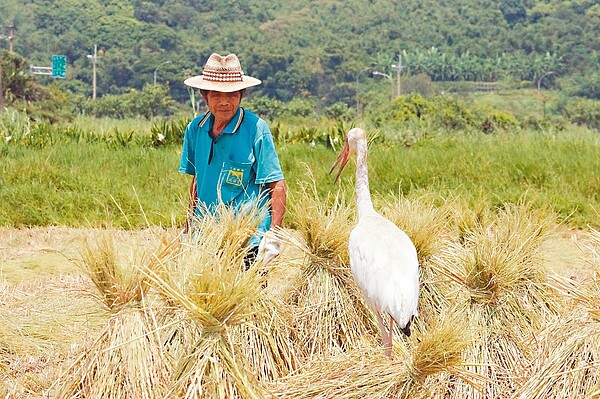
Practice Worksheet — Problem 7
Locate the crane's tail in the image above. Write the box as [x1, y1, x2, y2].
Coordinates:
[400, 315, 415, 337]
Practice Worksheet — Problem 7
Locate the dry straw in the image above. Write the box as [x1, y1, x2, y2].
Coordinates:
[144, 203, 296, 398]
[379, 193, 455, 261]
[0, 279, 19, 396]
[526, 227, 600, 398]
[56, 231, 171, 399]
[283, 167, 379, 358]
[227, 299, 298, 382]
[515, 311, 600, 398]
[432, 201, 557, 324]
[0, 266, 108, 397]
[429, 201, 561, 397]
[270, 309, 475, 399]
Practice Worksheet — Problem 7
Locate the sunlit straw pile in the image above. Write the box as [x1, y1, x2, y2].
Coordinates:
[283, 170, 379, 358]
[7, 175, 600, 398]
[56, 232, 171, 399]
[429, 202, 561, 397]
[0, 279, 19, 397]
[144, 203, 297, 398]
[379, 193, 455, 261]
[270, 309, 474, 399]
[522, 226, 600, 398]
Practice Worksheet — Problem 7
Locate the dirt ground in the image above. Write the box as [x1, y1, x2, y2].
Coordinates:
[1, 225, 596, 284]
[0, 225, 597, 397]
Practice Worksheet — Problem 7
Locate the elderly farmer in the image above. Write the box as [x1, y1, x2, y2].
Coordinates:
[179, 53, 287, 268]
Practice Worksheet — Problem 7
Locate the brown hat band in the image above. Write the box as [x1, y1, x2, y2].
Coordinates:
[202, 70, 243, 82]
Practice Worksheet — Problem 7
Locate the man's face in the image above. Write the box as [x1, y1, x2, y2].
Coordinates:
[203, 90, 243, 123]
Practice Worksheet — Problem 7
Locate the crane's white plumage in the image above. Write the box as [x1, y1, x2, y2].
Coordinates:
[330, 127, 419, 357]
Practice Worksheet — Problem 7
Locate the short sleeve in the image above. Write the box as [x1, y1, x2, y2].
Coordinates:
[179, 121, 196, 175]
[253, 121, 284, 184]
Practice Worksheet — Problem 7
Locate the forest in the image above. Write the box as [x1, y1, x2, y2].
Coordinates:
[0, 0, 599, 118]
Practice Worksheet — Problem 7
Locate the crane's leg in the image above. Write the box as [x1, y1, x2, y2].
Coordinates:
[374, 311, 392, 358]
[385, 316, 395, 357]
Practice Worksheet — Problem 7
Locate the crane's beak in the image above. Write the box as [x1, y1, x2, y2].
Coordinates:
[329, 139, 351, 183]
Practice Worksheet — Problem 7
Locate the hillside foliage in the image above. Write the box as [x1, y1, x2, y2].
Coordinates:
[1, 0, 598, 110]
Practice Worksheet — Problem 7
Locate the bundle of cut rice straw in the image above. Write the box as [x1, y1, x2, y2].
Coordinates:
[144, 204, 297, 398]
[428, 203, 562, 397]
[56, 231, 171, 399]
[270, 309, 478, 399]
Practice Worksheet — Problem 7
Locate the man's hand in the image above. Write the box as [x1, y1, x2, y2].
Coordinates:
[258, 229, 282, 264]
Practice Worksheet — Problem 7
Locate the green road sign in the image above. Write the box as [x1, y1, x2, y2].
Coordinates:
[51, 55, 67, 78]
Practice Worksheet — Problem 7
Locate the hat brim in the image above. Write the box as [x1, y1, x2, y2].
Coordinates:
[184, 75, 262, 92]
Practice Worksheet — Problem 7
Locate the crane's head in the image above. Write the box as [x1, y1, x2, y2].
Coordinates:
[329, 127, 366, 183]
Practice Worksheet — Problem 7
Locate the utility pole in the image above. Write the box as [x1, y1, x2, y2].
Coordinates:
[87, 44, 102, 99]
[153, 60, 171, 85]
[0, 55, 3, 112]
[6, 24, 14, 52]
[537, 71, 555, 119]
[391, 54, 402, 97]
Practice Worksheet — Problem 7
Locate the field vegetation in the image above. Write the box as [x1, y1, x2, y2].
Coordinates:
[1, 0, 599, 395]
[1, 86, 600, 396]
[1, 92, 598, 229]
[0, 201, 598, 397]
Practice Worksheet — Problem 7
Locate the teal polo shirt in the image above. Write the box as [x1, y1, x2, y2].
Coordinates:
[179, 107, 284, 247]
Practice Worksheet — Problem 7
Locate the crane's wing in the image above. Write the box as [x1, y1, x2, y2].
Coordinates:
[348, 214, 420, 328]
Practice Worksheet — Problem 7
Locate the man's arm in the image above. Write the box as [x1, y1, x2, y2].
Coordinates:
[268, 179, 287, 228]
[184, 175, 198, 233]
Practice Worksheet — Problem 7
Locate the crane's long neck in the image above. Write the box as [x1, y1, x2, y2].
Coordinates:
[355, 139, 374, 219]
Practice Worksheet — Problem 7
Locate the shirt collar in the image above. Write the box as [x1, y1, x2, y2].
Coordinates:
[198, 107, 245, 135]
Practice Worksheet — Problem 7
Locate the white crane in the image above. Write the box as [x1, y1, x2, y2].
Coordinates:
[330, 127, 419, 357]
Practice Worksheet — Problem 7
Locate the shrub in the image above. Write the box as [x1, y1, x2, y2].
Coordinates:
[402, 73, 436, 97]
[556, 97, 600, 130]
[0, 50, 48, 104]
[323, 102, 354, 121]
[433, 96, 478, 130]
[244, 95, 284, 120]
[478, 108, 520, 134]
[562, 71, 600, 100]
[279, 98, 316, 118]
[81, 84, 176, 119]
[150, 117, 190, 147]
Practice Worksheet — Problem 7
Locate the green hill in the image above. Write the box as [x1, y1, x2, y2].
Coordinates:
[1, 0, 598, 104]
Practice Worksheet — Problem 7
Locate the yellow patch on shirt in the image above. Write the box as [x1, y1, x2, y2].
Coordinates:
[226, 168, 244, 186]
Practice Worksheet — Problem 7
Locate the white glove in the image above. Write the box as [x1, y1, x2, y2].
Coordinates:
[257, 230, 282, 264]
[181, 229, 189, 243]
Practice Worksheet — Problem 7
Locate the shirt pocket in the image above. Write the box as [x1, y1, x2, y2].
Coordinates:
[218, 160, 253, 204]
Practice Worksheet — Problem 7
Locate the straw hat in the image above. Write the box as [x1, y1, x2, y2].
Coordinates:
[184, 53, 262, 92]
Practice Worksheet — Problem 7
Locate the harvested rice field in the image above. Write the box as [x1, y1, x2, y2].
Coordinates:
[1, 209, 599, 398]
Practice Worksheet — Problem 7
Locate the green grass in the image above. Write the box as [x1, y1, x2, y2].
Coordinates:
[463, 89, 556, 120]
[282, 128, 600, 229]
[1, 125, 598, 229]
[0, 143, 187, 228]
[67, 115, 156, 137]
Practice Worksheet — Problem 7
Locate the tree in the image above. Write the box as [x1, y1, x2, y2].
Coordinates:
[0, 50, 48, 104]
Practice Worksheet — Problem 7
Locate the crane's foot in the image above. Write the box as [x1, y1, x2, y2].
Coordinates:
[383, 346, 392, 358]
[382, 333, 393, 358]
